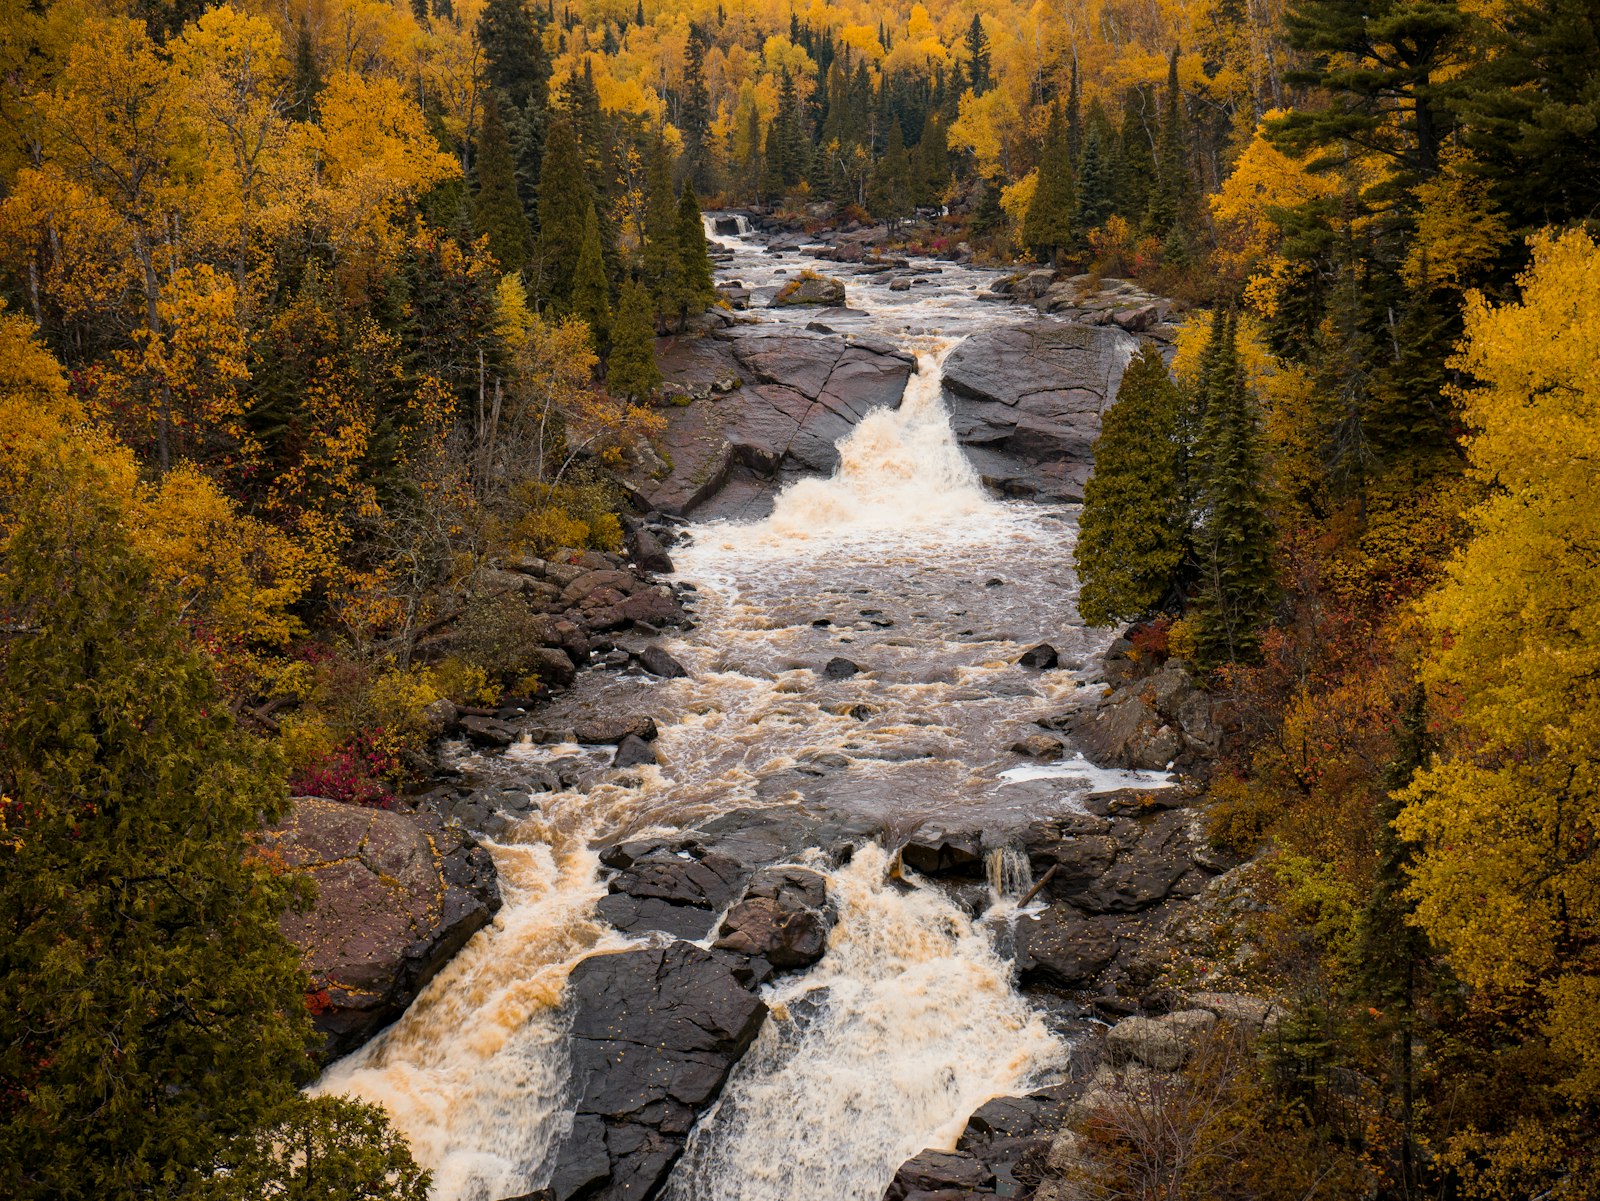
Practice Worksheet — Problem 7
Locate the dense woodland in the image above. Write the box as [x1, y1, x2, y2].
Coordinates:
[1, 0, 1598, 1195]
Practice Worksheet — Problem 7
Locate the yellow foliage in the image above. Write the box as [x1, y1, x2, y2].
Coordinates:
[1402, 150, 1510, 291]
[1211, 116, 1337, 280]
[999, 170, 1037, 233]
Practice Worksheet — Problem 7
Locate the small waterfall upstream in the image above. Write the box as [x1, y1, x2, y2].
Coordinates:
[314, 221, 1157, 1201]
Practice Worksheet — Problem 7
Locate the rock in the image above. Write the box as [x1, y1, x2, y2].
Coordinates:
[1019, 643, 1059, 669]
[639, 644, 689, 679]
[1187, 991, 1281, 1032]
[1011, 734, 1063, 760]
[613, 734, 657, 769]
[1069, 660, 1216, 770]
[421, 696, 459, 735]
[627, 526, 675, 574]
[900, 825, 984, 877]
[597, 842, 749, 938]
[1061, 811, 1197, 914]
[266, 798, 500, 1058]
[547, 942, 767, 1201]
[941, 321, 1129, 502]
[1105, 1009, 1217, 1071]
[882, 1150, 992, 1199]
[527, 646, 577, 689]
[1014, 906, 1122, 990]
[773, 274, 847, 307]
[822, 656, 859, 679]
[576, 714, 658, 744]
[888, 277, 911, 292]
[713, 867, 832, 969]
[457, 714, 519, 748]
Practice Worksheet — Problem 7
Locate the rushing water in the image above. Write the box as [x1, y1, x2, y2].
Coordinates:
[316, 219, 1159, 1201]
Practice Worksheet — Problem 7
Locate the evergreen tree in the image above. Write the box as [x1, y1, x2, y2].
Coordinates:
[570, 201, 610, 353]
[607, 277, 662, 399]
[1073, 126, 1117, 234]
[1023, 103, 1075, 262]
[681, 26, 712, 191]
[965, 15, 992, 95]
[642, 137, 685, 322]
[535, 116, 591, 307]
[675, 184, 716, 323]
[1076, 345, 1190, 626]
[912, 111, 950, 206]
[868, 121, 913, 227]
[1190, 311, 1277, 667]
[1117, 86, 1157, 226]
[0, 460, 316, 1199]
[479, 0, 550, 114]
[474, 91, 530, 272]
[290, 15, 322, 122]
[1147, 46, 1196, 236]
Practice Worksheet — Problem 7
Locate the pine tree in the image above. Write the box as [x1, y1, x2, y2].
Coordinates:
[675, 184, 716, 323]
[681, 26, 712, 191]
[290, 15, 322, 122]
[570, 201, 610, 354]
[607, 277, 662, 399]
[1073, 126, 1117, 234]
[1190, 311, 1277, 667]
[474, 91, 530, 272]
[1024, 103, 1075, 262]
[535, 116, 591, 308]
[1147, 46, 1196, 237]
[1117, 86, 1157, 226]
[912, 110, 950, 207]
[642, 137, 685, 322]
[1076, 345, 1190, 625]
[479, 0, 550, 114]
[965, 15, 992, 95]
[868, 121, 913, 227]
[0, 459, 317, 1199]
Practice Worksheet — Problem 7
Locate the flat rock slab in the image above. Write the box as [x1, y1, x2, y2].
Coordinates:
[265, 797, 501, 1058]
[548, 942, 768, 1201]
[941, 321, 1130, 502]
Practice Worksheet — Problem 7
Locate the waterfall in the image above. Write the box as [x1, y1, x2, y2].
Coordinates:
[986, 845, 1034, 899]
[660, 844, 1062, 1201]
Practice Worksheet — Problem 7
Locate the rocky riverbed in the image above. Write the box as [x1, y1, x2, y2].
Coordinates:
[283, 217, 1265, 1201]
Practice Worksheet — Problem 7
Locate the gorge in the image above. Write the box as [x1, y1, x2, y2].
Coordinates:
[310, 221, 1217, 1201]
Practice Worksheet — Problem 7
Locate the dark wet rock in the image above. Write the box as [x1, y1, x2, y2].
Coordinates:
[576, 714, 658, 745]
[941, 321, 1129, 502]
[1061, 810, 1199, 914]
[640, 645, 689, 679]
[1014, 906, 1123, 990]
[883, 1149, 992, 1199]
[713, 867, 832, 969]
[1018, 643, 1058, 669]
[547, 942, 767, 1201]
[597, 842, 748, 939]
[612, 735, 658, 769]
[266, 797, 500, 1058]
[900, 824, 984, 878]
[823, 656, 860, 679]
[626, 525, 675, 574]
[884, 1088, 1076, 1200]
[527, 646, 578, 689]
[458, 714, 519, 748]
[1069, 654, 1217, 771]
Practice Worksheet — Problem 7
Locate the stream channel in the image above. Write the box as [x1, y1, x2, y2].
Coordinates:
[315, 219, 1171, 1201]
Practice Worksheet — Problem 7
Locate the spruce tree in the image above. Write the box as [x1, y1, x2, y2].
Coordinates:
[1073, 126, 1117, 234]
[681, 27, 712, 191]
[0, 460, 317, 1199]
[1023, 103, 1075, 262]
[536, 116, 591, 307]
[675, 184, 716, 322]
[474, 91, 530, 272]
[868, 121, 913, 228]
[965, 15, 992, 95]
[290, 16, 322, 122]
[1190, 311, 1277, 667]
[570, 201, 611, 353]
[1076, 344, 1190, 625]
[1147, 47, 1196, 237]
[479, 0, 550, 114]
[607, 277, 662, 400]
[643, 137, 685, 323]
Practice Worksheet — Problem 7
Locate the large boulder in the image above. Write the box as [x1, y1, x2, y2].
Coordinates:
[941, 321, 1129, 502]
[1014, 906, 1123, 990]
[596, 840, 749, 939]
[712, 866, 832, 970]
[1105, 1009, 1217, 1071]
[546, 942, 768, 1201]
[773, 273, 847, 306]
[265, 797, 501, 1058]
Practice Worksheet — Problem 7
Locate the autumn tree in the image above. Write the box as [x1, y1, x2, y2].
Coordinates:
[1076, 344, 1189, 626]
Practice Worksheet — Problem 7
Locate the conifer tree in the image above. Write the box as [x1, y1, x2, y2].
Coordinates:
[474, 91, 529, 272]
[536, 116, 591, 307]
[607, 277, 662, 399]
[1147, 47, 1196, 236]
[965, 16, 992, 95]
[290, 15, 322, 122]
[1076, 345, 1189, 626]
[1190, 311, 1277, 667]
[681, 27, 712, 191]
[0, 459, 316, 1198]
[675, 184, 716, 323]
[479, 0, 549, 114]
[570, 201, 610, 353]
[1024, 103, 1075, 262]
[868, 121, 913, 227]
[1073, 126, 1117, 234]
[643, 137, 685, 321]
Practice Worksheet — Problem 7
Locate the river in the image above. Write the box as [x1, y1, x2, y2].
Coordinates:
[314, 219, 1163, 1201]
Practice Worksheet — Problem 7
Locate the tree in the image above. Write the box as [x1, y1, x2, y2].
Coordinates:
[606, 277, 661, 400]
[1396, 230, 1600, 1105]
[868, 121, 913, 228]
[0, 455, 315, 1200]
[675, 184, 716, 323]
[478, 0, 549, 114]
[474, 91, 529, 272]
[1189, 311, 1277, 667]
[536, 116, 591, 307]
[1023, 102, 1075, 261]
[1076, 345, 1189, 626]
[1147, 46, 1196, 237]
[570, 201, 610, 353]
[965, 15, 992, 95]
[680, 26, 712, 191]
[643, 136, 685, 323]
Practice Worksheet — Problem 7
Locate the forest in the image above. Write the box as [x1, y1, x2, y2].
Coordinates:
[1, 0, 1597, 1196]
